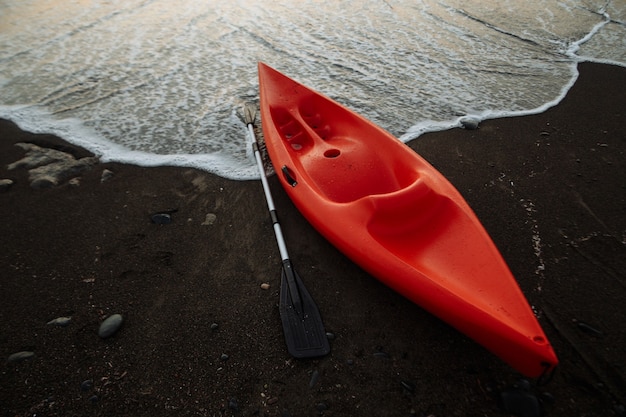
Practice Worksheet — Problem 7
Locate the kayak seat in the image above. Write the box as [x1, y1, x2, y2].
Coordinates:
[367, 177, 451, 240]
[299, 139, 420, 203]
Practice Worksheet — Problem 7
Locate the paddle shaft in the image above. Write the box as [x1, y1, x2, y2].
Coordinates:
[247, 124, 289, 259]
[246, 123, 303, 314]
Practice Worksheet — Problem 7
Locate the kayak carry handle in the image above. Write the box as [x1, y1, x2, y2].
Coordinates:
[282, 165, 297, 187]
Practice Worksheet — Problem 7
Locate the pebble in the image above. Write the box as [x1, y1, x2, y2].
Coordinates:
[201, 213, 217, 226]
[576, 321, 603, 336]
[316, 402, 329, 412]
[260, 283, 270, 290]
[150, 213, 171, 224]
[101, 169, 114, 182]
[500, 379, 541, 417]
[30, 175, 57, 189]
[8, 351, 35, 362]
[8, 142, 72, 170]
[0, 179, 14, 192]
[400, 380, 416, 394]
[47, 316, 72, 327]
[373, 351, 390, 359]
[309, 370, 320, 388]
[98, 314, 123, 338]
[210, 322, 219, 330]
[220, 353, 229, 361]
[81, 379, 93, 392]
[460, 116, 480, 130]
[228, 398, 239, 411]
[540, 392, 555, 405]
[8, 143, 98, 189]
[325, 332, 335, 340]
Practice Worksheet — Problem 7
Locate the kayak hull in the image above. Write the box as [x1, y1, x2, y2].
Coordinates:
[257, 62, 558, 378]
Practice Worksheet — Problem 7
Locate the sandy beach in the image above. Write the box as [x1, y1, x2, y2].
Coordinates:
[1, 62, 624, 416]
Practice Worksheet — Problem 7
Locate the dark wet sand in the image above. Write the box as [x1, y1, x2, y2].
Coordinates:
[1, 62, 624, 416]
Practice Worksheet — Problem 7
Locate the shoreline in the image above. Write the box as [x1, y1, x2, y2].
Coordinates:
[1, 62, 625, 416]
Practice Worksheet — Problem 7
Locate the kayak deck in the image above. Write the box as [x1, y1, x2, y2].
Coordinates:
[258, 62, 558, 377]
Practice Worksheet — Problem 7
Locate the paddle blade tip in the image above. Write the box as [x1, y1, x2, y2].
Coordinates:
[243, 103, 257, 125]
[279, 265, 331, 359]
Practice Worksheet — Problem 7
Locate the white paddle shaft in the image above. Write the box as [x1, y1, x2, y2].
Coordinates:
[247, 123, 290, 262]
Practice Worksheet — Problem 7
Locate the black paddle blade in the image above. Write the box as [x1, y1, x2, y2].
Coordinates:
[279, 260, 330, 358]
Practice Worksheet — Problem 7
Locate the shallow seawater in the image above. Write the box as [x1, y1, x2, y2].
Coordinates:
[0, 0, 624, 179]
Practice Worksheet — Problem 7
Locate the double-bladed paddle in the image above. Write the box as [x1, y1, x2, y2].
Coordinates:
[242, 104, 330, 359]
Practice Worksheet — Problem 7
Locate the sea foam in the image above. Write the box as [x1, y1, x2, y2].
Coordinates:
[0, 0, 624, 180]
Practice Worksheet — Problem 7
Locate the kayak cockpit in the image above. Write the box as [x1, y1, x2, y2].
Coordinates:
[269, 101, 421, 204]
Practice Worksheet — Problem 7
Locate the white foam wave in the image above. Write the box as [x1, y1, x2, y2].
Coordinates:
[0, 0, 624, 180]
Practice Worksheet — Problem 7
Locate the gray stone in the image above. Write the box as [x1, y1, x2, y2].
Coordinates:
[28, 157, 97, 188]
[309, 370, 320, 388]
[0, 179, 13, 192]
[101, 169, 114, 183]
[30, 175, 57, 189]
[81, 379, 93, 392]
[98, 314, 123, 338]
[460, 116, 480, 130]
[151, 213, 172, 224]
[8, 351, 35, 362]
[201, 213, 217, 226]
[7, 142, 98, 188]
[8, 143, 73, 170]
[47, 316, 72, 327]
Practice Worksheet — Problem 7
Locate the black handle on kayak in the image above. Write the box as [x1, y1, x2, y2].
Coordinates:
[282, 165, 297, 187]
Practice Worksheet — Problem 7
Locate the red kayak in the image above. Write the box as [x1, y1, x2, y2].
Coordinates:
[257, 62, 558, 378]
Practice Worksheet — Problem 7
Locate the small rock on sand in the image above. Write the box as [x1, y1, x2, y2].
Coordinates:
[151, 213, 172, 224]
[98, 314, 123, 338]
[460, 116, 480, 130]
[0, 179, 13, 192]
[47, 316, 72, 327]
[8, 351, 35, 362]
[202, 213, 217, 226]
[101, 169, 114, 182]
